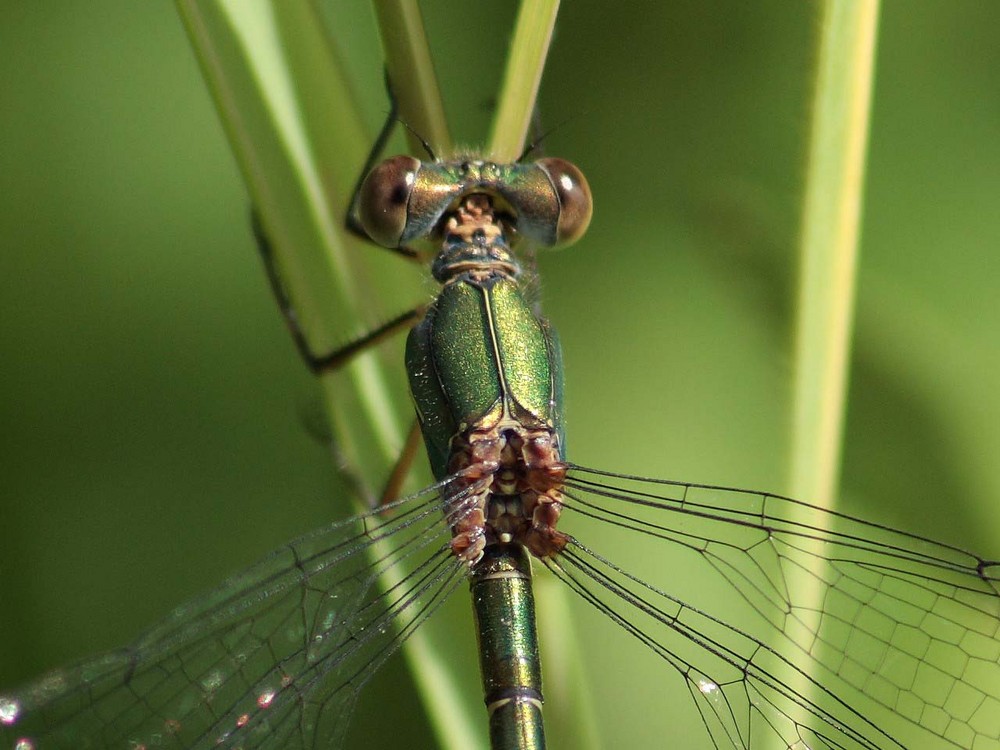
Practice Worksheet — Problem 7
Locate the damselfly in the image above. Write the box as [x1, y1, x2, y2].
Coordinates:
[4, 113, 1000, 750]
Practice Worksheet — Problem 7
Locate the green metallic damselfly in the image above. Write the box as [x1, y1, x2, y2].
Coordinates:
[3, 120, 1000, 750]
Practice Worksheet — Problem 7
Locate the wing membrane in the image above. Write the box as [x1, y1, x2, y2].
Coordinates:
[559, 464, 1000, 750]
[0, 488, 465, 750]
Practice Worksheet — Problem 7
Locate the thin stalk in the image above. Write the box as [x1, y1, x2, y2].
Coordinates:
[488, 0, 560, 160]
[783, 3, 879, 746]
[371, 0, 452, 155]
[790, 1, 879, 506]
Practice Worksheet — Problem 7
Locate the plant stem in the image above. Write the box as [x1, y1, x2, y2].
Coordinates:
[790, 0, 880, 506]
[488, 0, 560, 160]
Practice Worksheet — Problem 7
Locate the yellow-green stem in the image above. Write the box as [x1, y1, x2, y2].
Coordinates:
[782, 4, 880, 747]
[488, 0, 560, 160]
[371, 0, 452, 155]
[790, 1, 880, 506]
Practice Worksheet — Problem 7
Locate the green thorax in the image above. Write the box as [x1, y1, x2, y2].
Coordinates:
[404, 196, 564, 480]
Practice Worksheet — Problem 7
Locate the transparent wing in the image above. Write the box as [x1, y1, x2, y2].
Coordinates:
[557, 464, 1000, 750]
[0, 487, 466, 750]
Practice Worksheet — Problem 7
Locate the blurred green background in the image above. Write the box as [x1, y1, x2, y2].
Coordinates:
[2, 2, 999, 748]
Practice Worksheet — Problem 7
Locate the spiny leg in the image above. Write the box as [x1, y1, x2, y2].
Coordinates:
[251, 211, 425, 375]
[250, 70, 440, 375]
[249, 73, 438, 513]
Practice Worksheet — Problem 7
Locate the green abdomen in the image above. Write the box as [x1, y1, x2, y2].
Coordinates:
[405, 274, 564, 480]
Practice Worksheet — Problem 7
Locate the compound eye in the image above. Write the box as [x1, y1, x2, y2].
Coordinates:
[537, 157, 592, 247]
[358, 155, 421, 247]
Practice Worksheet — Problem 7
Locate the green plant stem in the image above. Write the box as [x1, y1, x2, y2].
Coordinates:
[176, 3, 477, 749]
[488, 0, 560, 159]
[780, 4, 880, 745]
[371, 0, 452, 155]
[177, 1, 408, 492]
[791, 0, 880, 506]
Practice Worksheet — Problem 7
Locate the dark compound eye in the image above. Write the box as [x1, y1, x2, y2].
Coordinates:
[358, 155, 421, 247]
[536, 157, 593, 247]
